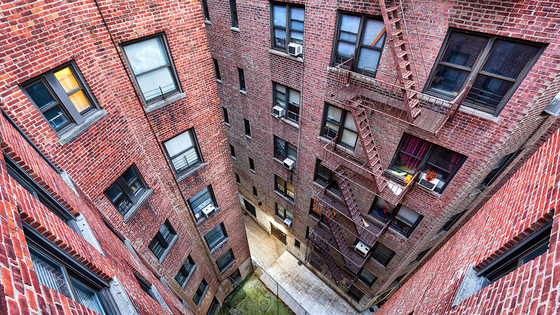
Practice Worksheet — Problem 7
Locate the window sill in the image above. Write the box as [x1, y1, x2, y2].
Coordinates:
[250, 169, 256, 174]
[239, 90, 247, 95]
[209, 237, 229, 254]
[176, 163, 207, 183]
[216, 79, 223, 84]
[157, 235, 179, 263]
[317, 136, 356, 154]
[230, 27, 240, 32]
[180, 266, 197, 289]
[219, 260, 236, 274]
[268, 49, 304, 63]
[274, 190, 295, 204]
[231, 156, 237, 160]
[417, 93, 500, 122]
[145, 92, 187, 113]
[271, 113, 300, 129]
[224, 122, 230, 127]
[58, 110, 107, 146]
[195, 207, 221, 225]
[204, 20, 212, 25]
[123, 189, 154, 223]
[245, 135, 252, 140]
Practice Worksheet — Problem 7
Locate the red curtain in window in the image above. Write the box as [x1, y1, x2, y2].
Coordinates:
[400, 136, 429, 170]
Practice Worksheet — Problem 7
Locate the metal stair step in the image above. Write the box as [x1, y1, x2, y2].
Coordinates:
[386, 6, 398, 12]
[401, 70, 412, 78]
[404, 80, 415, 89]
[400, 60, 411, 69]
[409, 98, 420, 108]
[392, 29, 403, 36]
[394, 39, 405, 47]
[397, 50, 408, 58]
[389, 18, 400, 24]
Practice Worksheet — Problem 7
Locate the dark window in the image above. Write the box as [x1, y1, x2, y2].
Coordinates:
[135, 274, 157, 300]
[200, 0, 210, 20]
[188, 186, 218, 223]
[425, 30, 542, 115]
[230, 145, 236, 158]
[235, 173, 240, 184]
[205, 223, 227, 250]
[294, 239, 301, 248]
[332, 12, 387, 77]
[252, 186, 258, 197]
[244, 119, 251, 137]
[358, 268, 377, 287]
[207, 297, 220, 315]
[410, 248, 431, 266]
[271, 3, 304, 51]
[480, 151, 520, 187]
[368, 196, 393, 223]
[121, 34, 180, 103]
[148, 220, 177, 259]
[347, 284, 364, 302]
[306, 226, 309, 239]
[371, 243, 395, 267]
[22, 62, 98, 132]
[273, 82, 300, 123]
[216, 249, 235, 272]
[229, 269, 242, 287]
[229, 0, 239, 27]
[222, 107, 229, 124]
[104, 164, 148, 215]
[478, 222, 551, 285]
[275, 175, 295, 200]
[321, 103, 358, 149]
[274, 136, 297, 161]
[313, 159, 341, 195]
[390, 134, 466, 193]
[163, 129, 203, 174]
[238, 68, 246, 91]
[213, 58, 221, 80]
[193, 279, 209, 306]
[368, 198, 422, 237]
[175, 255, 196, 286]
[275, 203, 293, 222]
[249, 157, 255, 171]
[438, 210, 466, 234]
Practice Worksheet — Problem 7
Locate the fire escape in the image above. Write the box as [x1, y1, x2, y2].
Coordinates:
[306, 0, 472, 293]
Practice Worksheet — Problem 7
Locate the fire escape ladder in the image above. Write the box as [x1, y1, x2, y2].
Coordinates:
[378, 0, 420, 122]
[325, 210, 351, 258]
[318, 246, 344, 285]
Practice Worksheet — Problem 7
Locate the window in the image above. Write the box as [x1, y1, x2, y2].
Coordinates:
[175, 256, 196, 286]
[238, 68, 246, 91]
[321, 104, 358, 149]
[249, 157, 255, 171]
[275, 175, 295, 200]
[104, 164, 148, 216]
[244, 119, 251, 137]
[478, 222, 551, 285]
[135, 274, 157, 301]
[235, 173, 240, 184]
[309, 199, 322, 220]
[275, 203, 293, 222]
[409, 248, 431, 266]
[213, 58, 221, 81]
[229, 269, 242, 287]
[347, 284, 364, 302]
[121, 34, 180, 103]
[205, 223, 227, 250]
[148, 220, 177, 259]
[216, 249, 235, 272]
[368, 197, 393, 223]
[480, 151, 520, 187]
[273, 82, 301, 123]
[271, 3, 304, 51]
[193, 279, 209, 306]
[22, 62, 98, 132]
[230, 145, 236, 158]
[438, 210, 466, 234]
[390, 134, 466, 193]
[201, 0, 210, 21]
[222, 107, 229, 124]
[188, 186, 218, 223]
[425, 29, 542, 115]
[358, 268, 377, 287]
[207, 298, 220, 315]
[332, 12, 386, 76]
[294, 239, 301, 248]
[368, 198, 422, 237]
[252, 186, 258, 197]
[313, 159, 340, 195]
[229, 0, 239, 28]
[274, 136, 297, 161]
[163, 129, 203, 174]
[306, 226, 310, 239]
[371, 243, 395, 267]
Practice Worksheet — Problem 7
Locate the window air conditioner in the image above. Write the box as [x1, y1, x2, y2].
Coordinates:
[283, 157, 296, 170]
[417, 173, 441, 191]
[354, 240, 370, 257]
[273, 105, 285, 118]
[544, 92, 560, 116]
[288, 43, 303, 57]
[283, 218, 292, 227]
[201, 204, 216, 218]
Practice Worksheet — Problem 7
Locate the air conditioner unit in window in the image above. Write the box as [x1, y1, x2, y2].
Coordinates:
[201, 204, 216, 218]
[283, 157, 296, 170]
[354, 240, 370, 257]
[288, 43, 303, 57]
[273, 105, 285, 118]
[283, 218, 292, 227]
[417, 173, 441, 191]
[544, 92, 560, 116]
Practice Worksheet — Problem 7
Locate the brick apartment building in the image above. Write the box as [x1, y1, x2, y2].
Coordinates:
[374, 101, 560, 314]
[0, 1, 251, 314]
[205, 0, 560, 311]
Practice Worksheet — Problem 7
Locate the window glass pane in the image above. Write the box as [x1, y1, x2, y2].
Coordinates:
[164, 131, 200, 171]
[482, 40, 538, 79]
[149, 240, 165, 258]
[123, 38, 169, 75]
[276, 176, 285, 191]
[54, 67, 80, 93]
[339, 15, 360, 41]
[30, 249, 72, 298]
[424, 146, 463, 179]
[290, 7, 304, 23]
[137, 67, 176, 100]
[441, 32, 489, 67]
[394, 135, 430, 173]
[370, 198, 391, 222]
[395, 206, 419, 224]
[520, 243, 549, 265]
[286, 182, 295, 199]
[43, 106, 70, 130]
[466, 75, 515, 111]
[273, 5, 286, 27]
[290, 31, 304, 45]
[341, 130, 357, 148]
[361, 19, 385, 47]
[71, 278, 106, 315]
[26, 81, 56, 109]
[175, 270, 187, 285]
[289, 90, 300, 106]
[160, 223, 175, 242]
[122, 167, 142, 194]
[205, 225, 225, 248]
[429, 65, 470, 96]
[105, 183, 132, 213]
[327, 105, 342, 123]
[286, 209, 293, 220]
[357, 48, 381, 72]
[337, 41, 356, 58]
[67, 90, 91, 113]
[217, 250, 234, 271]
[359, 269, 376, 286]
[274, 29, 287, 48]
